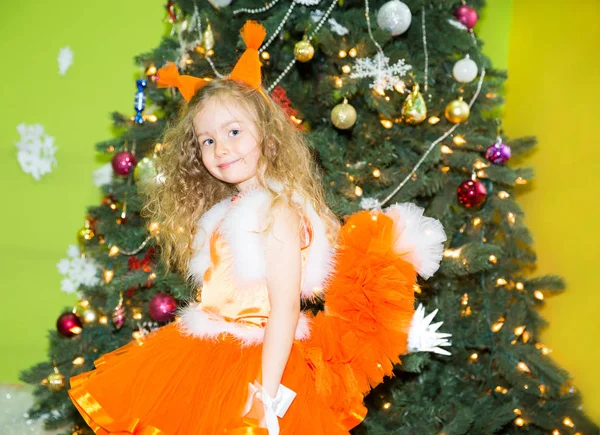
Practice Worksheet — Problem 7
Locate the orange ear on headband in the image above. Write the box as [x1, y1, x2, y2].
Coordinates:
[156, 20, 267, 102]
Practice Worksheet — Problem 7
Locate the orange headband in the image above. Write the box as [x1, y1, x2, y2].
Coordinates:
[156, 20, 267, 102]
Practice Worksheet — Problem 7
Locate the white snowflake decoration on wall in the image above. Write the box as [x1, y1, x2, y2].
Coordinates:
[56, 245, 101, 295]
[92, 162, 114, 187]
[350, 52, 412, 91]
[15, 123, 57, 181]
[57, 46, 73, 76]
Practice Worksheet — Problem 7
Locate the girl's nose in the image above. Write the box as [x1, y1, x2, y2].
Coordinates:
[214, 139, 229, 157]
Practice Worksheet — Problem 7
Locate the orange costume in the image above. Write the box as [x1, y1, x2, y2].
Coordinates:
[68, 184, 448, 434]
[68, 20, 450, 435]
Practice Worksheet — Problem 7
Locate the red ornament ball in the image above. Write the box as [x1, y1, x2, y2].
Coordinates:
[453, 5, 478, 30]
[457, 178, 487, 208]
[148, 293, 177, 323]
[57, 312, 83, 338]
[112, 151, 137, 176]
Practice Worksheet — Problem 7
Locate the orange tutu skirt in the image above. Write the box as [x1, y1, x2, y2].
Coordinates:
[68, 321, 349, 434]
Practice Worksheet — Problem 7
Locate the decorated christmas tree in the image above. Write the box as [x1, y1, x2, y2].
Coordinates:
[19, 0, 598, 433]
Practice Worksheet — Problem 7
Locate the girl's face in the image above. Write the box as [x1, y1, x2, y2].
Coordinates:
[193, 96, 262, 191]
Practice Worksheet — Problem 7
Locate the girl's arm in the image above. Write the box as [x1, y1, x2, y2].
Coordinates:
[261, 205, 302, 397]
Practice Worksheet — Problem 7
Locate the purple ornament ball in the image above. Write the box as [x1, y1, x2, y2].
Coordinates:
[485, 141, 511, 165]
[453, 5, 478, 30]
[457, 178, 487, 208]
[148, 293, 177, 322]
[57, 312, 83, 338]
[112, 151, 137, 176]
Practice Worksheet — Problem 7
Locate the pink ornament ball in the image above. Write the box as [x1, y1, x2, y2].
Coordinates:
[57, 312, 83, 338]
[148, 293, 178, 323]
[453, 5, 478, 30]
[112, 151, 137, 176]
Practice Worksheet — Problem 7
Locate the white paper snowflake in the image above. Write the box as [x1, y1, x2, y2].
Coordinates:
[15, 123, 57, 181]
[56, 244, 101, 294]
[92, 162, 114, 187]
[350, 52, 412, 91]
[57, 46, 73, 75]
[310, 10, 349, 36]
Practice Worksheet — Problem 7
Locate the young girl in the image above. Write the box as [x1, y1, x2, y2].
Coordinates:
[68, 21, 450, 434]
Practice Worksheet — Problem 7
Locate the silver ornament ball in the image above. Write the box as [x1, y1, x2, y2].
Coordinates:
[377, 0, 412, 36]
[452, 55, 478, 83]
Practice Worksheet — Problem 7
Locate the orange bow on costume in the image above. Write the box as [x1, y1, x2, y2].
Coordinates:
[156, 20, 267, 101]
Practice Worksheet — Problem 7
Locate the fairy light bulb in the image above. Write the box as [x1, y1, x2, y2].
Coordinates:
[380, 119, 393, 129]
[334, 77, 343, 88]
[374, 86, 385, 96]
[441, 166, 450, 173]
[348, 47, 358, 57]
[354, 186, 363, 196]
[522, 331, 530, 343]
[428, 116, 441, 124]
[552, 430, 561, 435]
[461, 293, 469, 306]
[372, 169, 381, 178]
[517, 362, 531, 373]
[491, 319, 504, 332]
[108, 246, 120, 256]
[146, 64, 157, 75]
[494, 386, 508, 394]
[514, 326, 525, 336]
[72, 356, 85, 366]
[562, 417, 574, 428]
[539, 384, 546, 394]
[341, 64, 351, 74]
[534, 291, 544, 300]
[515, 176, 527, 185]
[453, 135, 467, 145]
[473, 160, 488, 170]
[99, 316, 108, 325]
[338, 49, 347, 58]
[488, 255, 497, 264]
[394, 81, 406, 93]
[440, 145, 453, 154]
[498, 191, 510, 199]
[507, 212, 516, 224]
[261, 51, 270, 60]
[515, 417, 525, 427]
[443, 248, 461, 258]
[470, 353, 478, 361]
[496, 278, 507, 286]
[516, 282, 524, 290]
[382, 402, 391, 410]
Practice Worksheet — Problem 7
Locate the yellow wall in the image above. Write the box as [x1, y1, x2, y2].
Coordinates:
[504, 0, 600, 423]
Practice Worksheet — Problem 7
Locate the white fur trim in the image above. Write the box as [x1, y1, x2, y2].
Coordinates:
[176, 303, 312, 347]
[299, 199, 336, 300]
[187, 197, 232, 287]
[384, 202, 447, 280]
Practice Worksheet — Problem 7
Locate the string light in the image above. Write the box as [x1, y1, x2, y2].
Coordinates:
[348, 47, 358, 57]
[341, 65, 351, 74]
[498, 191, 510, 199]
[334, 77, 343, 88]
[562, 417, 574, 428]
[488, 255, 497, 264]
[539, 384, 546, 394]
[517, 362, 531, 373]
[440, 145, 453, 154]
[354, 186, 363, 196]
[534, 290, 544, 300]
[380, 119, 393, 129]
[470, 352, 478, 361]
[382, 402, 391, 409]
[441, 166, 450, 173]
[372, 169, 381, 178]
[515, 176, 527, 185]
[338, 49, 347, 58]
[507, 212, 516, 224]
[72, 356, 85, 366]
[428, 116, 440, 124]
[108, 246, 120, 257]
[444, 248, 462, 258]
[552, 430, 560, 435]
[491, 319, 504, 332]
[99, 316, 108, 325]
[515, 417, 525, 427]
[394, 81, 406, 93]
[494, 386, 508, 394]
[453, 135, 467, 145]
[261, 51, 270, 60]
[514, 326, 525, 336]
[461, 293, 469, 306]
[522, 331, 530, 343]
[496, 278, 507, 286]
[413, 283, 422, 294]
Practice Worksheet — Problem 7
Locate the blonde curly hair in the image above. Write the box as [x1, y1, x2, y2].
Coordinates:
[139, 79, 340, 281]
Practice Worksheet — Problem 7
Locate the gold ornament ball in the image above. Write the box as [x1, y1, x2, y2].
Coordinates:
[444, 97, 470, 123]
[331, 99, 357, 130]
[82, 307, 98, 324]
[76, 227, 94, 246]
[47, 369, 65, 392]
[294, 39, 315, 62]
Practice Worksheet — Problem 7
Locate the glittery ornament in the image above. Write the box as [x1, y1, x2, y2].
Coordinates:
[294, 37, 315, 62]
[202, 23, 215, 52]
[331, 98, 357, 129]
[445, 97, 470, 123]
[76, 226, 95, 248]
[377, 0, 412, 36]
[134, 79, 148, 124]
[56, 311, 83, 338]
[112, 151, 137, 176]
[112, 292, 126, 330]
[134, 156, 159, 184]
[46, 366, 65, 392]
[453, 5, 478, 30]
[457, 177, 487, 208]
[401, 83, 427, 125]
[148, 293, 178, 322]
[452, 54, 478, 83]
[485, 138, 511, 165]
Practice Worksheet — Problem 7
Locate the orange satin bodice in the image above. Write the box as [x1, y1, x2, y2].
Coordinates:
[197, 212, 313, 330]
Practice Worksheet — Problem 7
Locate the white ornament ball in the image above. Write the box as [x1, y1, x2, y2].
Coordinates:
[208, 0, 232, 8]
[452, 54, 478, 83]
[377, 0, 412, 36]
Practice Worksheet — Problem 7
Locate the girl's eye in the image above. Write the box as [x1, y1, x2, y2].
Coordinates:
[202, 138, 214, 146]
[229, 129, 241, 137]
